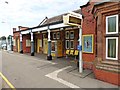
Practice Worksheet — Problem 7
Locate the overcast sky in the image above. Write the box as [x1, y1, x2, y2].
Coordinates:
[0, 0, 89, 37]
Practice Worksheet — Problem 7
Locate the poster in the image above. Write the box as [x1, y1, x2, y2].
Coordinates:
[82, 35, 93, 53]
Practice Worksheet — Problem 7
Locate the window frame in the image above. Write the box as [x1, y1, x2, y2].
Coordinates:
[106, 37, 118, 60]
[65, 40, 69, 49]
[56, 32, 60, 39]
[70, 40, 74, 49]
[65, 31, 69, 39]
[13, 39, 16, 46]
[53, 33, 56, 39]
[70, 31, 74, 39]
[106, 15, 118, 34]
[26, 39, 31, 47]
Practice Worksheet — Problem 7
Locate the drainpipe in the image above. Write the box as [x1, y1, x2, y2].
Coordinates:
[47, 26, 52, 60]
[31, 30, 34, 56]
[20, 33, 23, 53]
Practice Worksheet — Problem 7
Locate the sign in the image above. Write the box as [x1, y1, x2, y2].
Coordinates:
[77, 45, 82, 51]
[63, 12, 82, 26]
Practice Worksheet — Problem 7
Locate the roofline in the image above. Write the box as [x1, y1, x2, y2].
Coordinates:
[30, 21, 63, 30]
[14, 9, 81, 33]
[80, 2, 89, 8]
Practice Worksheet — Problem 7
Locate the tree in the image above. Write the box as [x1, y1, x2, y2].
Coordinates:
[1, 36, 6, 40]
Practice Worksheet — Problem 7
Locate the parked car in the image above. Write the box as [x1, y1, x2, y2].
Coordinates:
[2, 44, 7, 50]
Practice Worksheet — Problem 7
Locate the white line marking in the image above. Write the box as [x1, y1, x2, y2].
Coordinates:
[45, 66, 80, 88]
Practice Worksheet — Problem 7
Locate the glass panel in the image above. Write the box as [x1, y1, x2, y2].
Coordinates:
[66, 40, 69, 49]
[108, 16, 116, 32]
[70, 31, 74, 39]
[53, 33, 56, 39]
[57, 32, 60, 39]
[108, 39, 116, 58]
[70, 40, 74, 49]
[65, 31, 69, 39]
[26, 40, 31, 47]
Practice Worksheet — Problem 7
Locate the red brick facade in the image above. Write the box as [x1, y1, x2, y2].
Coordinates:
[92, 2, 120, 85]
[81, 2, 96, 69]
[22, 34, 31, 53]
[13, 31, 20, 52]
[81, 1, 120, 85]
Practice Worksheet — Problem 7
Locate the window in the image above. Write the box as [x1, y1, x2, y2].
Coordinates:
[53, 33, 56, 39]
[106, 15, 118, 34]
[43, 34, 47, 38]
[65, 40, 69, 49]
[39, 39, 42, 47]
[26, 40, 31, 47]
[13, 39, 16, 46]
[70, 31, 74, 39]
[57, 32, 60, 39]
[70, 40, 74, 49]
[106, 37, 118, 60]
[106, 14, 119, 60]
[65, 31, 69, 39]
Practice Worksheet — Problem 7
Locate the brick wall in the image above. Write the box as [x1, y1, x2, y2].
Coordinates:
[22, 34, 31, 53]
[81, 2, 96, 69]
[13, 32, 20, 52]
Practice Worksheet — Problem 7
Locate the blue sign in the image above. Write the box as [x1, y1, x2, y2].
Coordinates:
[77, 45, 82, 51]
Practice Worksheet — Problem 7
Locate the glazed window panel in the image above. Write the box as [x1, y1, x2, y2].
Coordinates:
[108, 39, 116, 58]
[13, 39, 16, 46]
[70, 31, 74, 39]
[57, 32, 60, 39]
[40, 39, 42, 47]
[65, 40, 69, 49]
[43, 34, 47, 38]
[70, 40, 74, 49]
[26, 40, 31, 47]
[53, 33, 56, 39]
[106, 37, 118, 60]
[108, 17, 116, 32]
[106, 15, 118, 34]
[65, 31, 69, 39]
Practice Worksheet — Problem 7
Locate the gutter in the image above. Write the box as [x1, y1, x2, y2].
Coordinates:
[21, 22, 70, 34]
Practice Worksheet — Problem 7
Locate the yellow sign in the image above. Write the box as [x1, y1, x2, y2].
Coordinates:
[66, 50, 69, 55]
[70, 50, 74, 55]
[74, 50, 79, 56]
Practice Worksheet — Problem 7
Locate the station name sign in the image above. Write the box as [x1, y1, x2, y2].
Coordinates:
[63, 12, 82, 26]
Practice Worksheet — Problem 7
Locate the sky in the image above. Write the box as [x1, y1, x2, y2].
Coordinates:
[0, 0, 89, 37]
